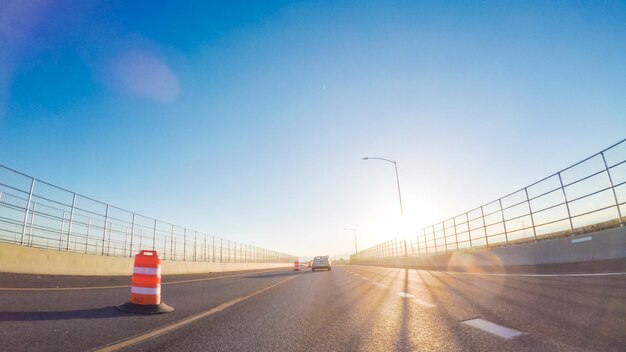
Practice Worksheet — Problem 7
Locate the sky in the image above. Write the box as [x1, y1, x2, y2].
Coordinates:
[1, 0, 625, 258]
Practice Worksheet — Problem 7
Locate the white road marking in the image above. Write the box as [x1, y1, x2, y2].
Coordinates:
[445, 271, 626, 277]
[373, 283, 388, 289]
[412, 298, 436, 308]
[461, 318, 525, 339]
[95, 276, 298, 351]
[347, 264, 626, 278]
[0, 268, 288, 292]
[572, 236, 592, 244]
[396, 291, 415, 298]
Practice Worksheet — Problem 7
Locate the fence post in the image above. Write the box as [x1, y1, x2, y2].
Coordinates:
[183, 228, 187, 260]
[466, 213, 472, 248]
[524, 188, 537, 240]
[66, 193, 77, 251]
[170, 224, 174, 260]
[20, 177, 36, 246]
[152, 219, 157, 250]
[453, 217, 459, 250]
[415, 235, 420, 256]
[163, 227, 167, 260]
[442, 222, 448, 253]
[557, 172, 575, 234]
[123, 228, 128, 257]
[173, 235, 176, 260]
[101, 204, 109, 255]
[194, 231, 197, 261]
[480, 206, 489, 246]
[106, 222, 112, 256]
[601, 151, 623, 225]
[84, 217, 91, 253]
[498, 198, 509, 244]
[430, 225, 435, 253]
[27, 203, 38, 246]
[130, 213, 135, 255]
[59, 211, 66, 250]
[423, 228, 428, 255]
[212, 236, 215, 262]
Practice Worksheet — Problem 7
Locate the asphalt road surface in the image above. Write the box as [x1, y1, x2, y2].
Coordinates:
[1, 265, 625, 351]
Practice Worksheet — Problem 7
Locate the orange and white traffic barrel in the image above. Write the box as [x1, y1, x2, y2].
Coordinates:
[117, 250, 173, 314]
[293, 260, 300, 271]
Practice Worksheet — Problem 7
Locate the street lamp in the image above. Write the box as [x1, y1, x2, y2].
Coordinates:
[344, 227, 358, 256]
[362, 157, 404, 215]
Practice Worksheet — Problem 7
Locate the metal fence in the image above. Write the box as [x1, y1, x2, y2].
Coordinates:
[352, 138, 626, 262]
[0, 164, 296, 263]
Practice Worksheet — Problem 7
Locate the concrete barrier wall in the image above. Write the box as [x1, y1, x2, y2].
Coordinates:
[353, 226, 626, 270]
[0, 243, 290, 276]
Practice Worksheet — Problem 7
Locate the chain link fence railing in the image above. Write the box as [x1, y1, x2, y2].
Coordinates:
[352, 138, 626, 263]
[0, 165, 296, 264]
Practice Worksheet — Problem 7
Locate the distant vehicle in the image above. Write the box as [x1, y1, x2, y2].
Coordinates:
[311, 256, 331, 271]
[307, 260, 313, 268]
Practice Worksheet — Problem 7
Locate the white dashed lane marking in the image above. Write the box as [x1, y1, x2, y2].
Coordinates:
[412, 298, 436, 308]
[461, 318, 525, 339]
[396, 291, 436, 308]
[571, 236, 592, 244]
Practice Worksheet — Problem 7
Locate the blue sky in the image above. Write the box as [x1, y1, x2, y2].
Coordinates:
[1, 0, 625, 257]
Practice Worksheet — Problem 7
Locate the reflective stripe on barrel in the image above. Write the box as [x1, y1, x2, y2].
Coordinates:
[131, 286, 161, 295]
[133, 266, 161, 276]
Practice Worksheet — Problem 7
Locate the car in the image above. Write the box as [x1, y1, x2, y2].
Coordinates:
[311, 256, 331, 271]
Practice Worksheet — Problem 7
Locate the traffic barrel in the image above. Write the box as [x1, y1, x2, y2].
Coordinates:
[293, 260, 300, 271]
[117, 250, 174, 314]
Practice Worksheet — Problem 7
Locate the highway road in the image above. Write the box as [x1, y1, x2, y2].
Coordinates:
[1, 265, 625, 351]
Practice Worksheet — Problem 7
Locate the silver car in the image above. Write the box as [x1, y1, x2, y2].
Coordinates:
[311, 256, 332, 271]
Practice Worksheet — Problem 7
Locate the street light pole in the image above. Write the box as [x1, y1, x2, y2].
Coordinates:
[344, 228, 358, 256]
[362, 157, 404, 215]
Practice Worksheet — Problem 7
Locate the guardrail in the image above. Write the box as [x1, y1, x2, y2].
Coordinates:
[352, 138, 626, 262]
[0, 165, 296, 263]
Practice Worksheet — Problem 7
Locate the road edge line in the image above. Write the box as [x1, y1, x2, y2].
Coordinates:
[0, 268, 286, 292]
